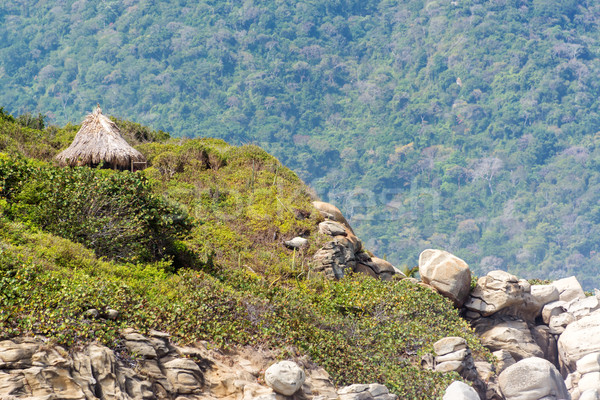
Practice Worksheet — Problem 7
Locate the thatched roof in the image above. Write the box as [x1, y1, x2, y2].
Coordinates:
[55, 106, 146, 170]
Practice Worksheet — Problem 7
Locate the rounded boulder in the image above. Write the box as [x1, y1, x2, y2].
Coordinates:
[419, 249, 471, 307]
[264, 361, 305, 396]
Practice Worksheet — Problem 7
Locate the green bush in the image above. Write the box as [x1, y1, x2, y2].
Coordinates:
[0, 156, 192, 264]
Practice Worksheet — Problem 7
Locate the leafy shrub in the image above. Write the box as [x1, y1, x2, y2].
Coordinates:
[0, 156, 192, 264]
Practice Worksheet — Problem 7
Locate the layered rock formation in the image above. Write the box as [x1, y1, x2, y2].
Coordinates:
[0, 329, 397, 400]
[311, 201, 403, 281]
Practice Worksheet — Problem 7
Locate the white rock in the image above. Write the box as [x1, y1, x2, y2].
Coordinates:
[558, 311, 600, 373]
[552, 276, 586, 302]
[530, 284, 560, 307]
[542, 300, 567, 325]
[433, 337, 467, 356]
[498, 357, 570, 400]
[443, 381, 480, 400]
[435, 361, 464, 373]
[568, 296, 600, 320]
[549, 312, 575, 335]
[579, 372, 600, 393]
[264, 361, 305, 396]
[577, 353, 600, 375]
[419, 249, 471, 307]
[435, 348, 469, 363]
[580, 389, 600, 400]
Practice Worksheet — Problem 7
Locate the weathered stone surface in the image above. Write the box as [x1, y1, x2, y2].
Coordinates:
[474, 361, 494, 382]
[419, 249, 471, 307]
[319, 220, 348, 236]
[0, 331, 358, 400]
[354, 263, 378, 279]
[164, 359, 203, 394]
[434, 337, 468, 356]
[337, 383, 397, 400]
[577, 352, 600, 375]
[579, 372, 600, 393]
[436, 348, 469, 363]
[493, 350, 516, 374]
[443, 381, 481, 400]
[552, 276, 586, 302]
[264, 360, 305, 396]
[313, 238, 355, 280]
[0, 340, 40, 369]
[530, 284, 560, 309]
[542, 300, 568, 325]
[369, 257, 397, 275]
[338, 384, 370, 394]
[368, 383, 389, 397]
[312, 201, 353, 232]
[580, 389, 600, 400]
[558, 311, 600, 373]
[498, 357, 570, 400]
[549, 312, 575, 335]
[568, 295, 600, 320]
[435, 361, 464, 373]
[519, 284, 560, 321]
[464, 271, 529, 317]
[531, 324, 559, 366]
[473, 316, 544, 361]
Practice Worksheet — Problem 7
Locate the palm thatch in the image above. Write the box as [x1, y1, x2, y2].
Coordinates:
[55, 105, 146, 171]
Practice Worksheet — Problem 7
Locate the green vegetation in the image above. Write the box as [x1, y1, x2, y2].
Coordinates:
[2, 0, 600, 288]
[0, 110, 488, 399]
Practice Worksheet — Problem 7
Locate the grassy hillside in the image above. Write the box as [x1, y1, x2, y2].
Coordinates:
[2, 0, 600, 288]
[0, 111, 488, 399]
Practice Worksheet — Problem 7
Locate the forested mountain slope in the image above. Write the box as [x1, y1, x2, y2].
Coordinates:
[2, 0, 600, 288]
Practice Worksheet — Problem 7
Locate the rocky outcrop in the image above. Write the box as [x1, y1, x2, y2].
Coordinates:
[311, 201, 402, 281]
[418, 249, 471, 307]
[0, 330, 367, 400]
[420, 257, 600, 399]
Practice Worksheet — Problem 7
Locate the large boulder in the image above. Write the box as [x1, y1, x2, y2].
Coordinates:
[498, 357, 570, 400]
[443, 381, 480, 400]
[264, 360, 305, 396]
[552, 276, 586, 303]
[558, 311, 600, 373]
[464, 271, 530, 317]
[473, 316, 544, 361]
[418, 249, 471, 307]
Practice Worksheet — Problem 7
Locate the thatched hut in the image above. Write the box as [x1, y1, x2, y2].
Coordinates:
[55, 105, 146, 171]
